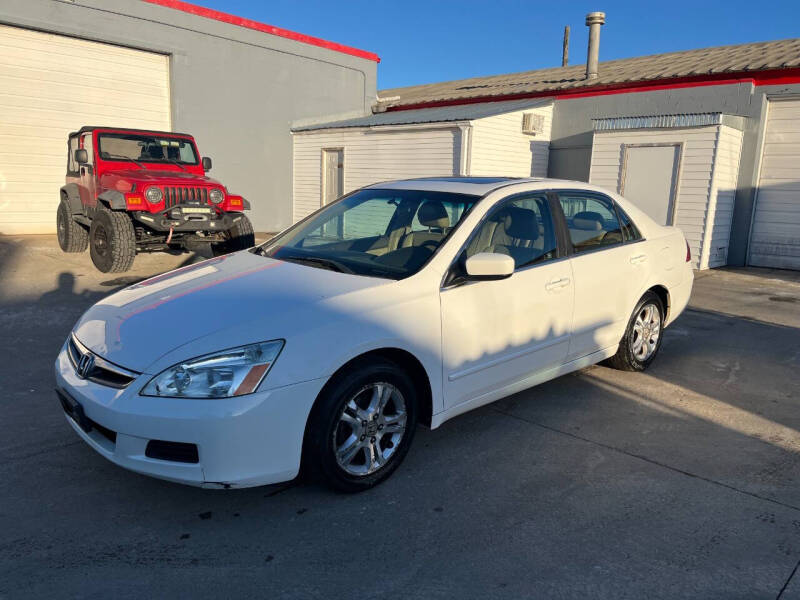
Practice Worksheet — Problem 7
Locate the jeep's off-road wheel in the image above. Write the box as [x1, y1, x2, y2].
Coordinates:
[604, 291, 665, 372]
[213, 215, 255, 256]
[56, 198, 88, 253]
[303, 358, 418, 493]
[89, 209, 136, 273]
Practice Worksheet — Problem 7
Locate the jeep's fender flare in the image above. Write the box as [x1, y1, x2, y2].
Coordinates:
[60, 184, 83, 214]
[97, 190, 127, 210]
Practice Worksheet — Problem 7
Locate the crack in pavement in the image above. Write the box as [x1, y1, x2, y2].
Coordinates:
[777, 557, 800, 599]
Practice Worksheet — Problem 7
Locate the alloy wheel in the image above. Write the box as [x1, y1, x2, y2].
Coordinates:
[632, 303, 661, 361]
[334, 382, 407, 476]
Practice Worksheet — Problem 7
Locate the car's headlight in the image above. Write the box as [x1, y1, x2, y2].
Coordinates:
[141, 340, 284, 398]
[145, 186, 163, 204]
[209, 188, 224, 204]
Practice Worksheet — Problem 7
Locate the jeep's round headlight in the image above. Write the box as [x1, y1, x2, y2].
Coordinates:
[145, 186, 163, 204]
[209, 188, 224, 204]
[141, 340, 284, 399]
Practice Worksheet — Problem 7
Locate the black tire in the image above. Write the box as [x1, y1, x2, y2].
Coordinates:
[89, 208, 136, 273]
[213, 215, 255, 256]
[604, 291, 665, 372]
[56, 198, 88, 253]
[303, 358, 418, 493]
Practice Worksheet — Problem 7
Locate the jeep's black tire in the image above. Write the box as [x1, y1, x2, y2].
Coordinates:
[57, 198, 88, 253]
[303, 358, 418, 493]
[213, 215, 255, 256]
[89, 209, 136, 273]
[604, 291, 665, 372]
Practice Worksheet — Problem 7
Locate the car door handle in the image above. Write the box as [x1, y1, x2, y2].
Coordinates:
[545, 277, 570, 291]
[629, 254, 648, 265]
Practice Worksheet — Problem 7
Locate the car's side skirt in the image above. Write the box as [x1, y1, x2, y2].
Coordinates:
[430, 345, 618, 429]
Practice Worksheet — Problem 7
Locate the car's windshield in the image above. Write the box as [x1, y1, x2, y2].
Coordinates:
[97, 133, 199, 165]
[258, 189, 479, 280]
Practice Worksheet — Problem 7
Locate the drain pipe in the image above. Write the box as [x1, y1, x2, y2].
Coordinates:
[585, 12, 606, 80]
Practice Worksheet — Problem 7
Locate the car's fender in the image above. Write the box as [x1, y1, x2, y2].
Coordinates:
[97, 190, 127, 210]
[60, 184, 83, 214]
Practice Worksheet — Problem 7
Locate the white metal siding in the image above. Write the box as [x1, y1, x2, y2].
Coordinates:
[292, 127, 457, 222]
[590, 125, 720, 269]
[469, 104, 553, 177]
[0, 25, 171, 234]
[750, 99, 800, 269]
[704, 125, 743, 268]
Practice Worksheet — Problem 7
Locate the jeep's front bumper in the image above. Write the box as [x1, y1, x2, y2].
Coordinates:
[132, 207, 247, 232]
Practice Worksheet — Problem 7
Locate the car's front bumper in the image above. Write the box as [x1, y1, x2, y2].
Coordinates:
[54, 342, 326, 488]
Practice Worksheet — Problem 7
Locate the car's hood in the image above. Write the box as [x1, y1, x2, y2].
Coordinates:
[102, 169, 221, 186]
[73, 252, 388, 372]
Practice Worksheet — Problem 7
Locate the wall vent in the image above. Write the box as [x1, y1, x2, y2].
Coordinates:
[522, 112, 544, 135]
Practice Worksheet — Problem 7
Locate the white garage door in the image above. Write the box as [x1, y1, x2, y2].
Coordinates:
[750, 98, 800, 269]
[0, 25, 171, 235]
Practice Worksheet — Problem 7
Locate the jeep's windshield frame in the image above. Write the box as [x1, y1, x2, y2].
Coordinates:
[97, 133, 200, 166]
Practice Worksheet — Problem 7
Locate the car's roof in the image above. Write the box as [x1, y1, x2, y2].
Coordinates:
[365, 176, 593, 196]
[69, 126, 195, 138]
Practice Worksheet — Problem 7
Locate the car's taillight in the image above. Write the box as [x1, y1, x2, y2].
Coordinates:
[685, 240, 691, 263]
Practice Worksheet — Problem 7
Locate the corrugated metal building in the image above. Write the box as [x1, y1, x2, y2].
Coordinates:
[0, 0, 379, 234]
[295, 32, 800, 270]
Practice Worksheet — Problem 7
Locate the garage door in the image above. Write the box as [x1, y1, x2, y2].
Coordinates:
[750, 98, 800, 269]
[0, 25, 171, 235]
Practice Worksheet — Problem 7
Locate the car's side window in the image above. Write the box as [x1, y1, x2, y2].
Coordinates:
[558, 193, 623, 253]
[67, 136, 79, 175]
[464, 194, 558, 270]
[617, 206, 642, 242]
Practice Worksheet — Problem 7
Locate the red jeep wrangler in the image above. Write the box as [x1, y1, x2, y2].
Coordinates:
[58, 126, 255, 272]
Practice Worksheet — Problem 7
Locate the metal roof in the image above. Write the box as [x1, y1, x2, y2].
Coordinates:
[292, 98, 552, 132]
[377, 38, 800, 110]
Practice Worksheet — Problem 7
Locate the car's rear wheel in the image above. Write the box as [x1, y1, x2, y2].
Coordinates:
[213, 215, 255, 256]
[57, 198, 88, 253]
[604, 291, 664, 371]
[89, 209, 136, 273]
[304, 358, 418, 492]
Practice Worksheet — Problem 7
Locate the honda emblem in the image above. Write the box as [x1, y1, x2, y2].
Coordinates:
[77, 353, 95, 379]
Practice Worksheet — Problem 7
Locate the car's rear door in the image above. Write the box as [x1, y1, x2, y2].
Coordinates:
[555, 190, 649, 362]
[439, 192, 574, 409]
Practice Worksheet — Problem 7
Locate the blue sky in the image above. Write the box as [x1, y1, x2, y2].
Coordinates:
[200, 0, 800, 90]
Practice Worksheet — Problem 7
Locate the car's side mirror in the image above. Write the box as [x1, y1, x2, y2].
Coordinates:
[202, 156, 212, 171]
[464, 252, 514, 280]
[75, 149, 89, 164]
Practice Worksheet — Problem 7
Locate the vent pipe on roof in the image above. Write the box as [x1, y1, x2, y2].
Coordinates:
[585, 12, 605, 80]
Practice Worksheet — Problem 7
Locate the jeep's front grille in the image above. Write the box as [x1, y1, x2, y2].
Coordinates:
[67, 334, 139, 389]
[163, 186, 209, 208]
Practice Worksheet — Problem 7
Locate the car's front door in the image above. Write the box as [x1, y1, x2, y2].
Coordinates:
[79, 132, 97, 210]
[440, 193, 574, 409]
[556, 191, 649, 361]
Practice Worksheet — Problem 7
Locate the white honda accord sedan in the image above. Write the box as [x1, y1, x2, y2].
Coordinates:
[56, 177, 693, 492]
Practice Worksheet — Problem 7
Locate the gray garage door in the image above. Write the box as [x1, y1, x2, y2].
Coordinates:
[749, 98, 800, 270]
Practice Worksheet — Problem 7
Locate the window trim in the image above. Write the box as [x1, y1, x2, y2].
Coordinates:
[442, 190, 565, 288]
[551, 189, 646, 257]
[66, 134, 80, 177]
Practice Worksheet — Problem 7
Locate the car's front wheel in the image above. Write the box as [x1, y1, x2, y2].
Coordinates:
[304, 358, 418, 492]
[213, 215, 255, 256]
[89, 209, 136, 273]
[605, 291, 665, 371]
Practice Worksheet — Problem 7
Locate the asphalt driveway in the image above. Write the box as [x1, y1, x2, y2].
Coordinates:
[1, 235, 799, 599]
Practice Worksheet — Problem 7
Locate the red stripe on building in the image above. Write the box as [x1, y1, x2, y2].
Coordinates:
[142, 0, 380, 62]
[384, 68, 800, 111]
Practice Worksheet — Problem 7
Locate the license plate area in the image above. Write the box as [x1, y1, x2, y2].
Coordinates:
[56, 387, 92, 433]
